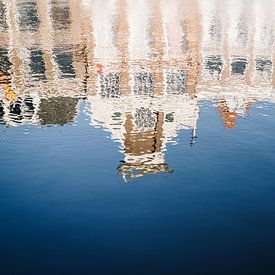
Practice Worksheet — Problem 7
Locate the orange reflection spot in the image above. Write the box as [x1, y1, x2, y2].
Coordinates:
[219, 104, 238, 129]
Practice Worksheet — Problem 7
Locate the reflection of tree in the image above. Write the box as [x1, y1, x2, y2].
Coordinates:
[38, 97, 78, 125]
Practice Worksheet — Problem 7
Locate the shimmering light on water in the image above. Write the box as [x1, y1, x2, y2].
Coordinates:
[1, 0, 275, 274]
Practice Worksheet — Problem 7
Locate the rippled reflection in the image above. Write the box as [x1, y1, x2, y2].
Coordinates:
[1, 0, 275, 181]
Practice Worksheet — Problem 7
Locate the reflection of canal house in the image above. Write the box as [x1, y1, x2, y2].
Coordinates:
[197, 0, 275, 128]
[87, 0, 200, 181]
[0, 0, 83, 126]
[1, 0, 275, 177]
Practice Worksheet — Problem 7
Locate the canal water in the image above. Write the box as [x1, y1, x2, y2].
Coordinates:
[1, 0, 275, 274]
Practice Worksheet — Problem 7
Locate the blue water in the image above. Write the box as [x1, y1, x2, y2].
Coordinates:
[1, 101, 275, 274]
[2, 0, 275, 273]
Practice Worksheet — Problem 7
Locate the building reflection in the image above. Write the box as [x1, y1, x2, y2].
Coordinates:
[1, 0, 275, 180]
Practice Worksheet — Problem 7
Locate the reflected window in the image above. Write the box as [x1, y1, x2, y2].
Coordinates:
[53, 49, 75, 78]
[165, 113, 174, 123]
[30, 49, 46, 80]
[23, 97, 35, 119]
[111, 112, 123, 127]
[231, 58, 247, 75]
[165, 69, 186, 95]
[0, 1, 7, 29]
[134, 108, 157, 132]
[0, 48, 12, 76]
[256, 59, 272, 77]
[17, 1, 40, 31]
[9, 99, 23, 123]
[100, 73, 121, 98]
[133, 72, 154, 96]
[204, 56, 223, 80]
[51, 1, 71, 30]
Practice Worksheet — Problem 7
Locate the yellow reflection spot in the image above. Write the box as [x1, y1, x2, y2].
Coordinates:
[4, 86, 16, 102]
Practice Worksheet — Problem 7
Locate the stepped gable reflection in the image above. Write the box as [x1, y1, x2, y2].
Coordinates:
[89, 91, 199, 181]
[89, 59, 199, 181]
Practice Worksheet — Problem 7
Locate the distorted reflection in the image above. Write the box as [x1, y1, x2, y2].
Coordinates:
[1, 0, 275, 181]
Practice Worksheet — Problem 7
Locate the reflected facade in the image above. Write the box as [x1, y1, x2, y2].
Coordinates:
[1, 0, 275, 180]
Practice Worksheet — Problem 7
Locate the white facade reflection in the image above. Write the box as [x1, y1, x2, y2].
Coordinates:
[1, 0, 275, 179]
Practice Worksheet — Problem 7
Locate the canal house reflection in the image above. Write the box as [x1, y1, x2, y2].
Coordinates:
[1, 0, 275, 180]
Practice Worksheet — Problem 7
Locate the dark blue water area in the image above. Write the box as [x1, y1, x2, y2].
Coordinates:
[0, 101, 275, 274]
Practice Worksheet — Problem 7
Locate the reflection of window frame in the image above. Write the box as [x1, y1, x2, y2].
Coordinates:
[99, 72, 121, 98]
[29, 49, 46, 81]
[53, 48, 76, 79]
[164, 69, 187, 95]
[231, 57, 248, 76]
[16, 0, 40, 31]
[203, 55, 223, 80]
[133, 107, 157, 133]
[50, 2, 71, 31]
[131, 70, 155, 96]
[255, 58, 272, 79]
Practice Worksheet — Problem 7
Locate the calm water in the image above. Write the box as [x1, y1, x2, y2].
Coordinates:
[1, 0, 275, 274]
